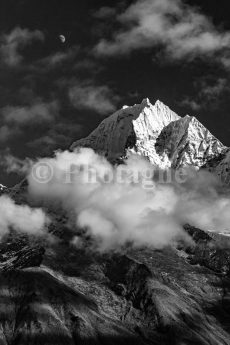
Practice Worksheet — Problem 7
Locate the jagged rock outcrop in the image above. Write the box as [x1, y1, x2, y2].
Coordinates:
[156, 115, 224, 168]
[205, 148, 230, 185]
[183, 224, 230, 275]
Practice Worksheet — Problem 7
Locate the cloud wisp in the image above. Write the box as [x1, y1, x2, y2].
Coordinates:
[2, 100, 59, 125]
[0, 100, 59, 143]
[0, 27, 44, 66]
[94, 0, 230, 67]
[0, 153, 32, 175]
[27, 148, 230, 251]
[180, 77, 230, 111]
[69, 82, 119, 115]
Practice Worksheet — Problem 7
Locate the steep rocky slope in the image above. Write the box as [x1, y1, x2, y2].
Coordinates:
[205, 148, 230, 185]
[156, 115, 224, 168]
[0, 223, 230, 344]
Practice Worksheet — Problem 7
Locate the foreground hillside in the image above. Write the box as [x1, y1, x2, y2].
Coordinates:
[0, 222, 230, 345]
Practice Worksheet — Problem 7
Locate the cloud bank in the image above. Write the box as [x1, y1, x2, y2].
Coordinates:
[27, 148, 230, 251]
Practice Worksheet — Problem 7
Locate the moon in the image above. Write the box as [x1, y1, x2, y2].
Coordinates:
[59, 35, 66, 43]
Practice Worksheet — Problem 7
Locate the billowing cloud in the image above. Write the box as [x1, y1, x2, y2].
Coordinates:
[0, 27, 44, 66]
[94, 0, 230, 67]
[69, 83, 119, 115]
[27, 148, 230, 252]
[0, 195, 49, 239]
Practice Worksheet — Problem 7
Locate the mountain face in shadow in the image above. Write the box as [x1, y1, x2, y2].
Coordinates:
[0, 223, 230, 345]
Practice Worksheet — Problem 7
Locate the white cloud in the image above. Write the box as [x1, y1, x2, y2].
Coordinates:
[0, 27, 44, 66]
[69, 83, 119, 115]
[27, 148, 230, 252]
[94, 0, 230, 67]
[0, 195, 49, 239]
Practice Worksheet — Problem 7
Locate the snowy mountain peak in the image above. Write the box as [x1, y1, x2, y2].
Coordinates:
[155, 99, 168, 109]
[70, 99, 180, 164]
[0, 184, 7, 193]
[141, 97, 151, 106]
[70, 99, 226, 169]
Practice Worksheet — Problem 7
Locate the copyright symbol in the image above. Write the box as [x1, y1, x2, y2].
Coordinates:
[31, 162, 53, 184]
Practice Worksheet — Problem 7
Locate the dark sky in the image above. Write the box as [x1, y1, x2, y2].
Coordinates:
[0, 0, 230, 186]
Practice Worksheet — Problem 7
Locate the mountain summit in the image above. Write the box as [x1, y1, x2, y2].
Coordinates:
[71, 99, 225, 169]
